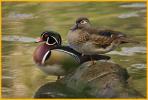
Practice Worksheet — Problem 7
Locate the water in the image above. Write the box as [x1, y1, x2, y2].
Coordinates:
[2, 2, 146, 98]
[120, 3, 146, 8]
[107, 46, 146, 56]
[2, 35, 36, 42]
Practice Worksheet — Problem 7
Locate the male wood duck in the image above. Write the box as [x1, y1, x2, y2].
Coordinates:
[33, 31, 110, 79]
[67, 17, 139, 56]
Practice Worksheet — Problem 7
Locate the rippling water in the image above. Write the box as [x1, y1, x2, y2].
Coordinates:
[2, 2, 146, 98]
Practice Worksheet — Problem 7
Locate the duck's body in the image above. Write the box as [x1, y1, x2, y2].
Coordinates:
[67, 17, 139, 55]
[34, 31, 110, 77]
[68, 28, 127, 55]
[34, 43, 80, 76]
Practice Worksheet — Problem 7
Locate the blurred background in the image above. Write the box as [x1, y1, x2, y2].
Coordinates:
[2, 2, 146, 98]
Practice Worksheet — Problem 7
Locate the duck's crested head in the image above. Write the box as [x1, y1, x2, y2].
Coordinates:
[36, 31, 62, 46]
[76, 17, 90, 24]
[70, 17, 90, 31]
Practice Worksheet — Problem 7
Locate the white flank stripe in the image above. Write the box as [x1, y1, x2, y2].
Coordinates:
[54, 49, 80, 63]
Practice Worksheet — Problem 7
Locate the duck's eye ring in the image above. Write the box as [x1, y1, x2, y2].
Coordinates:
[80, 20, 87, 24]
[41, 32, 48, 37]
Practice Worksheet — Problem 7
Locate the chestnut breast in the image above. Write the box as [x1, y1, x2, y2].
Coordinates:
[33, 43, 54, 65]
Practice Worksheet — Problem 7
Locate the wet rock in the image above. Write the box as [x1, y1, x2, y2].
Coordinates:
[34, 61, 143, 98]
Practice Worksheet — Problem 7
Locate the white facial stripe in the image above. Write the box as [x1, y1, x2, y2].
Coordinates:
[46, 37, 57, 45]
[51, 36, 59, 45]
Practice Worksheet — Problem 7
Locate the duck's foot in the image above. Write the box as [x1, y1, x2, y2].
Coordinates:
[57, 76, 61, 80]
[91, 60, 96, 65]
[87, 60, 97, 66]
[90, 56, 97, 65]
[56, 76, 63, 82]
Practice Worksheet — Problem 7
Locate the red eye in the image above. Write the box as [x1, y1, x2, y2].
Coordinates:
[44, 34, 48, 37]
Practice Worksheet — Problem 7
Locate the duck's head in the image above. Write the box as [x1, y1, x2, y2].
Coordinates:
[36, 31, 62, 46]
[71, 17, 91, 31]
[34, 31, 62, 65]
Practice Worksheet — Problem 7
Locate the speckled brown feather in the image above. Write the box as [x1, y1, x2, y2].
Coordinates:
[81, 27, 124, 48]
[69, 30, 90, 45]
[90, 34, 113, 45]
[78, 31, 89, 43]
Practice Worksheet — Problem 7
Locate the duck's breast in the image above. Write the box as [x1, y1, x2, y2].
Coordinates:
[33, 43, 53, 65]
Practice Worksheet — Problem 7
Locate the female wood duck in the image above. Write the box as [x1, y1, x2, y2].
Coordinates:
[33, 31, 110, 79]
[67, 17, 139, 55]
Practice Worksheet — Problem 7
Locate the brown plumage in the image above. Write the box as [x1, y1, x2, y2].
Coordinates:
[67, 17, 139, 55]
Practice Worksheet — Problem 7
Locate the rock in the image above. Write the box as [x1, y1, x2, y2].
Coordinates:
[34, 82, 92, 98]
[62, 61, 143, 98]
[34, 61, 143, 98]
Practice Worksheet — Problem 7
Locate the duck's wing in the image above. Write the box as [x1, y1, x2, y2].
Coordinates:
[89, 29, 125, 48]
[90, 29, 139, 48]
[98, 29, 125, 37]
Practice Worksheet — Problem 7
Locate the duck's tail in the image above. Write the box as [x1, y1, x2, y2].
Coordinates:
[119, 37, 140, 44]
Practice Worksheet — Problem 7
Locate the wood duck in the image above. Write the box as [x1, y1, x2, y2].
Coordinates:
[33, 31, 110, 79]
[67, 17, 139, 55]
